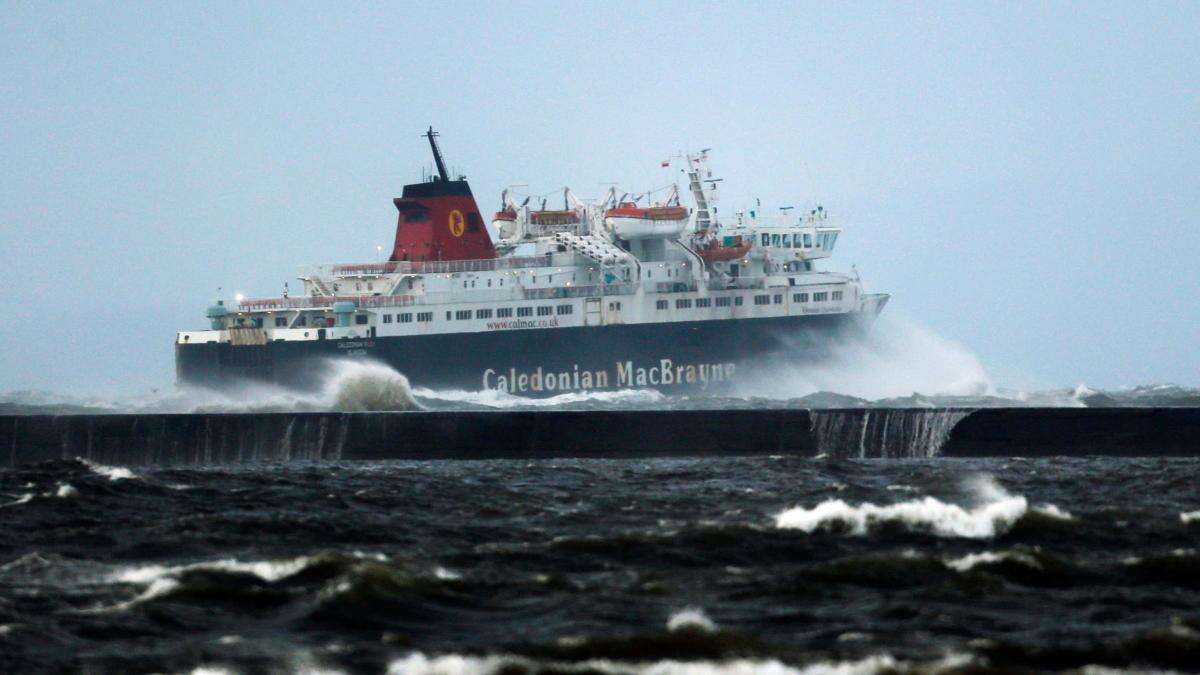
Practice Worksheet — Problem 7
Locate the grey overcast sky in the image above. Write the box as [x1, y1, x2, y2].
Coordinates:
[1, 1, 1197, 396]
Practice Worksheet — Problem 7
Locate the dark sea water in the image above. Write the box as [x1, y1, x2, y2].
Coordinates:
[2, 456, 1199, 674]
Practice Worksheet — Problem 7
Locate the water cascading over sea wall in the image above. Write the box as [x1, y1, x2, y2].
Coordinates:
[2, 408, 1198, 466]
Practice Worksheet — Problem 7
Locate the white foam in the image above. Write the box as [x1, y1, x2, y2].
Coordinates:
[1181, 510, 1200, 524]
[112, 556, 315, 586]
[386, 653, 906, 675]
[1033, 504, 1074, 520]
[945, 550, 1043, 572]
[775, 478, 1031, 539]
[433, 566, 462, 581]
[54, 483, 77, 498]
[79, 459, 138, 481]
[413, 386, 664, 409]
[0, 493, 34, 508]
[666, 607, 716, 633]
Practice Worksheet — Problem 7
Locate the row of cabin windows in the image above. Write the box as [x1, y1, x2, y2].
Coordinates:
[276, 291, 844, 329]
[655, 295, 747, 310]
[437, 304, 575, 321]
[382, 313, 420, 324]
[761, 232, 838, 249]
[463, 278, 507, 288]
[790, 291, 843, 303]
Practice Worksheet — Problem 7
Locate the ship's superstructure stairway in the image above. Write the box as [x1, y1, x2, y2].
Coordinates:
[553, 232, 628, 266]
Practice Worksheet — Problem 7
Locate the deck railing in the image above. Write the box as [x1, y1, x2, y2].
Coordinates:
[238, 283, 639, 312]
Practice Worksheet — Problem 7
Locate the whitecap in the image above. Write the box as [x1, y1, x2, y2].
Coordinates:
[944, 550, 1042, 572]
[0, 494, 34, 509]
[775, 478, 1032, 539]
[1181, 510, 1200, 524]
[1033, 504, 1074, 520]
[433, 566, 462, 581]
[386, 653, 907, 675]
[79, 458, 138, 481]
[412, 386, 664, 409]
[666, 607, 716, 633]
[111, 556, 315, 586]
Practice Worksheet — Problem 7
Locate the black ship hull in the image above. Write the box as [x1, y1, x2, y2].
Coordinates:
[176, 312, 874, 396]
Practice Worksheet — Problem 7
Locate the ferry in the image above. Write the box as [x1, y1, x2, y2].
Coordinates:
[176, 129, 889, 395]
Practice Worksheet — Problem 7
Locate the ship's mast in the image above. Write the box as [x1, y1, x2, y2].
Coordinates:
[425, 126, 450, 182]
[685, 150, 719, 231]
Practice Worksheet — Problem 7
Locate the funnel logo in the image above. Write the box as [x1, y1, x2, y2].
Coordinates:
[448, 209, 465, 237]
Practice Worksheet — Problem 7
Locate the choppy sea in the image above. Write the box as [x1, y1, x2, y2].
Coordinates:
[4, 318, 1199, 674]
[2, 455, 1199, 673]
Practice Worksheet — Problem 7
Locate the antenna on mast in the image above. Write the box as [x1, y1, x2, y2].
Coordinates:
[424, 126, 450, 182]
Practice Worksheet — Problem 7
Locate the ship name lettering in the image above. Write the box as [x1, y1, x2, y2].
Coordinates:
[485, 360, 733, 393]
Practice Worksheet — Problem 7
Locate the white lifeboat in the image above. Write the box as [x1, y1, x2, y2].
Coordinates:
[492, 208, 519, 239]
[604, 202, 689, 240]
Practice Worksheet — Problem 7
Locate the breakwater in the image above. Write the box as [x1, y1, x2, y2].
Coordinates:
[3, 407, 1198, 466]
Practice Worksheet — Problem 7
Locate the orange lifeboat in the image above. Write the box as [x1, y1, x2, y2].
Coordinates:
[529, 209, 580, 226]
[604, 202, 689, 239]
[694, 235, 752, 262]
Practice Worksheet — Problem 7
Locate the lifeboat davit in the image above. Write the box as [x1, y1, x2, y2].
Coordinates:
[693, 235, 752, 262]
[605, 202, 689, 240]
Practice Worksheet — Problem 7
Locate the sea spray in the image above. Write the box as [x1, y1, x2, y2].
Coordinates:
[735, 314, 993, 401]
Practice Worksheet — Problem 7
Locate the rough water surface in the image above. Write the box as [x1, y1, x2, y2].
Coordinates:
[1, 456, 1199, 673]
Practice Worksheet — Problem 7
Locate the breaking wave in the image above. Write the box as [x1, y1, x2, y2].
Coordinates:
[411, 386, 665, 409]
[80, 458, 139, 481]
[775, 477, 1068, 539]
[666, 607, 717, 633]
[384, 652, 968, 675]
[0, 360, 423, 414]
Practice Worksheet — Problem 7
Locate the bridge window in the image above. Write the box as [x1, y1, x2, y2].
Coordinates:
[754, 294, 770, 305]
[832, 291, 843, 301]
[771, 234, 780, 247]
[794, 293, 809, 303]
[695, 298, 711, 308]
[773, 294, 783, 304]
[446, 311, 452, 320]
[734, 296, 744, 306]
[417, 312, 432, 322]
[537, 306, 552, 316]
[676, 298, 691, 309]
[803, 233, 812, 247]
[761, 233, 769, 246]
[715, 296, 731, 307]
[782, 234, 791, 247]
[656, 300, 668, 310]
[556, 304, 573, 315]
[275, 317, 287, 327]
[382, 314, 393, 324]
[518, 307, 533, 317]
[456, 310, 472, 320]
[476, 309, 493, 319]
[355, 315, 369, 325]
[813, 292, 829, 302]
[400, 313, 413, 323]
[296, 316, 307, 327]
[497, 307, 513, 318]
